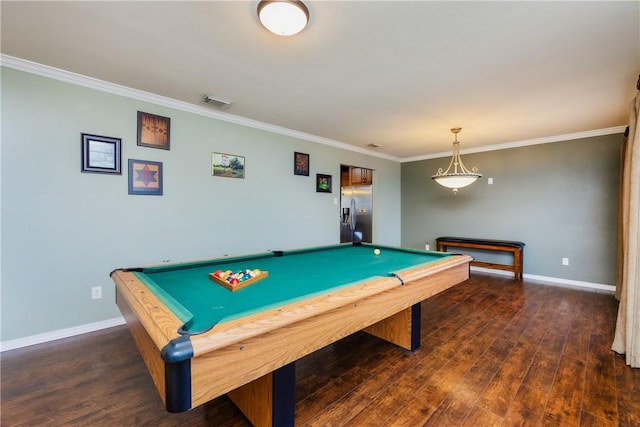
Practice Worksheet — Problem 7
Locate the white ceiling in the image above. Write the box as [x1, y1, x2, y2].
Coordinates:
[2, 1, 638, 160]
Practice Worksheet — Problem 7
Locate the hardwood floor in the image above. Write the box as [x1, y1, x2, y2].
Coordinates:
[2, 273, 639, 426]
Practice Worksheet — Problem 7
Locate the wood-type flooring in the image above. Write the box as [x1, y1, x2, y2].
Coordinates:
[2, 273, 639, 426]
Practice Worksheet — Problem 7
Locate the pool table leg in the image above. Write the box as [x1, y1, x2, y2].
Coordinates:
[227, 362, 295, 427]
[410, 303, 421, 351]
[362, 303, 421, 352]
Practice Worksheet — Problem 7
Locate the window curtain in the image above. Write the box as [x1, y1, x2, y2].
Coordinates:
[612, 76, 640, 368]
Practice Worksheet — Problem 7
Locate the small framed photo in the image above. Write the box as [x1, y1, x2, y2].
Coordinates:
[137, 111, 170, 150]
[128, 159, 163, 195]
[294, 152, 310, 176]
[212, 152, 245, 179]
[316, 174, 332, 193]
[81, 133, 121, 174]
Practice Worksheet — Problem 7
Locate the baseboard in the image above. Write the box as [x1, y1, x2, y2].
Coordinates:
[0, 317, 126, 353]
[470, 266, 616, 293]
[0, 269, 616, 352]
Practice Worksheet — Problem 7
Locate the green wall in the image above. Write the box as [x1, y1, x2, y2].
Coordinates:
[401, 134, 622, 285]
[1, 67, 401, 342]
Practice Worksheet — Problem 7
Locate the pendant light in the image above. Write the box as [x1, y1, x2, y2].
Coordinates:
[431, 128, 482, 193]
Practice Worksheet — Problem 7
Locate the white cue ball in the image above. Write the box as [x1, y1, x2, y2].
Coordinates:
[374, 249, 381, 255]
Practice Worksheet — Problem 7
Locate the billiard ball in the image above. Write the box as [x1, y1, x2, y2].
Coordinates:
[374, 249, 381, 255]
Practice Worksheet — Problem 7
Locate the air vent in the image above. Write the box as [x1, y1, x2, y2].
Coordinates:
[203, 95, 233, 110]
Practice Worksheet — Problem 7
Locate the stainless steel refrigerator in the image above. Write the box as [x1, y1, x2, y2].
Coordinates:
[340, 185, 373, 243]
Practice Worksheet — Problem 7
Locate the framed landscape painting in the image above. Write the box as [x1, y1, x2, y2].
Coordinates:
[212, 152, 245, 179]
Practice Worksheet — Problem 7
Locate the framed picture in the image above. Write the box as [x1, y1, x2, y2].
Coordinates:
[316, 174, 332, 193]
[212, 152, 245, 179]
[81, 133, 121, 174]
[294, 152, 310, 176]
[128, 159, 163, 195]
[137, 111, 170, 150]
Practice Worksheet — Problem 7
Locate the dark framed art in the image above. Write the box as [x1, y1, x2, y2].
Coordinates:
[128, 159, 163, 195]
[316, 174, 332, 193]
[294, 152, 310, 176]
[137, 111, 170, 150]
[81, 133, 121, 174]
[212, 152, 245, 179]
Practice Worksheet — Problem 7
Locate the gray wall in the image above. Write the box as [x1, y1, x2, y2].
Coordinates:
[1, 65, 622, 345]
[401, 134, 622, 284]
[1, 68, 401, 342]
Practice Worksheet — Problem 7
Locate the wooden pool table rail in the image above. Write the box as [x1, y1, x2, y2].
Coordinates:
[112, 253, 472, 425]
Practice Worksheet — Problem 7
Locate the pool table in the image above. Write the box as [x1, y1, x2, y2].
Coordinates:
[111, 243, 471, 426]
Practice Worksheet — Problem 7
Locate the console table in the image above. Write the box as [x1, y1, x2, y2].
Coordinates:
[436, 237, 525, 280]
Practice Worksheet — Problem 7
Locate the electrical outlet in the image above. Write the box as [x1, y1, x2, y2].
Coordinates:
[91, 286, 102, 300]
[562, 258, 569, 266]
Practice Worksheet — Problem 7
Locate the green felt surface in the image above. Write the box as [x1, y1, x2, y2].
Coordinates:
[136, 244, 450, 334]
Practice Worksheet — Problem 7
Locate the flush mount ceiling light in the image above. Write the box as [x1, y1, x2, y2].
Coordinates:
[257, 0, 309, 36]
[431, 128, 482, 194]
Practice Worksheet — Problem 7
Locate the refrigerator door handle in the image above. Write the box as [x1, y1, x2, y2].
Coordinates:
[350, 198, 356, 230]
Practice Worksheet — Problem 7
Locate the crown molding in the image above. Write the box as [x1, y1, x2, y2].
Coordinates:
[0, 54, 399, 161]
[2, 54, 625, 164]
[401, 125, 628, 163]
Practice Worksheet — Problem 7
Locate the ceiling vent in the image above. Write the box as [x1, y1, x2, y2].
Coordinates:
[203, 95, 233, 110]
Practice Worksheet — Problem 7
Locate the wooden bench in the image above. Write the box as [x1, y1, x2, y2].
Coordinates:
[436, 237, 525, 280]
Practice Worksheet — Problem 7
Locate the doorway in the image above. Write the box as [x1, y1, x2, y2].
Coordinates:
[340, 165, 373, 243]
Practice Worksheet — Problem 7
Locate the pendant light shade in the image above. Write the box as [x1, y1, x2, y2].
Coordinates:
[431, 128, 482, 193]
[258, 0, 309, 36]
